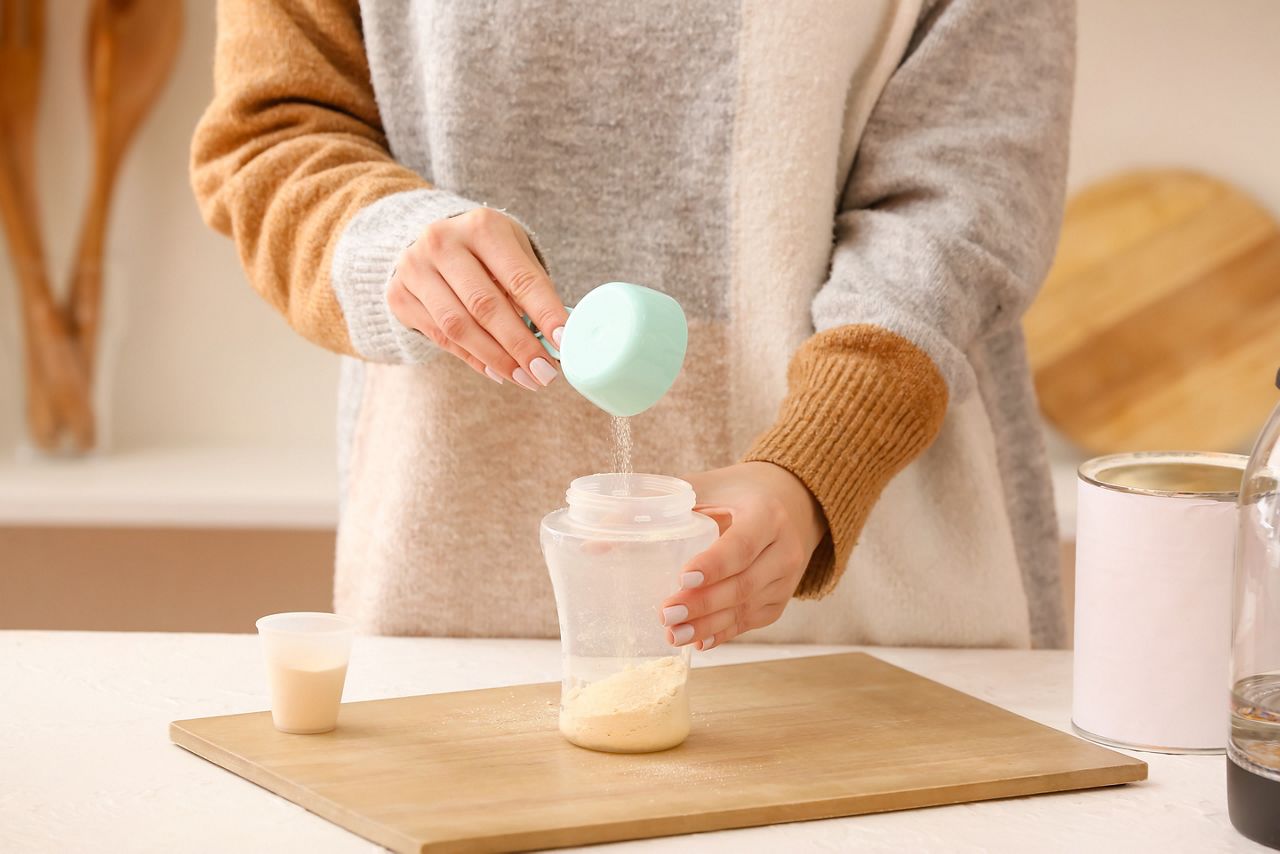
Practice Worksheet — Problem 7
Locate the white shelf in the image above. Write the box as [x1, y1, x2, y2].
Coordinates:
[0, 444, 338, 528]
[0, 435, 1077, 535]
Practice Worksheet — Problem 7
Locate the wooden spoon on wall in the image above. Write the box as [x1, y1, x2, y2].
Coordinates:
[0, 0, 95, 450]
[67, 0, 182, 384]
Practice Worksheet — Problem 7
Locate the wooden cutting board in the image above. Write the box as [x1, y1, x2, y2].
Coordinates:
[1024, 169, 1280, 454]
[171, 653, 1146, 853]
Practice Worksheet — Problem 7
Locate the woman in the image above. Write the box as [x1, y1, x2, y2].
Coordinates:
[192, 0, 1074, 649]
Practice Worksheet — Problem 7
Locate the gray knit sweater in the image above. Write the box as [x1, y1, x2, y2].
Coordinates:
[193, 0, 1075, 647]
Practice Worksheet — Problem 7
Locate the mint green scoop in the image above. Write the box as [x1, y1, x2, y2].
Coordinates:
[530, 282, 687, 417]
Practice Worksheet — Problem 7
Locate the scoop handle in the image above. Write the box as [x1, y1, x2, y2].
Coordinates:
[524, 306, 572, 360]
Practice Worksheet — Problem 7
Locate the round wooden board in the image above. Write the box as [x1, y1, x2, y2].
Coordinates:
[1024, 170, 1280, 454]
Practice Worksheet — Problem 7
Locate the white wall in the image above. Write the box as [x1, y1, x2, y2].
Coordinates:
[1070, 0, 1280, 211]
[1, 0, 1277, 459]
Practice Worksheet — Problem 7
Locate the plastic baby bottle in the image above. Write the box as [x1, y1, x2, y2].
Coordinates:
[541, 473, 717, 752]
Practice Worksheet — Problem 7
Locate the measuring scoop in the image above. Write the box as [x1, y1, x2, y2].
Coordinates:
[530, 282, 688, 417]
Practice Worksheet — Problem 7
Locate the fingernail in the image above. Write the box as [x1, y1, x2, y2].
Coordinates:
[512, 368, 539, 391]
[484, 367, 504, 385]
[551, 327, 565, 348]
[671, 624, 694, 645]
[680, 571, 704, 589]
[700, 637, 716, 651]
[530, 357, 558, 386]
[662, 605, 689, 626]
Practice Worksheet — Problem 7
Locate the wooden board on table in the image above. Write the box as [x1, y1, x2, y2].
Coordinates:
[1024, 169, 1280, 454]
[171, 652, 1146, 853]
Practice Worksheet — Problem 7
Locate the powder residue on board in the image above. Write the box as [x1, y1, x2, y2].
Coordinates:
[443, 692, 557, 730]
[560, 657, 690, 753]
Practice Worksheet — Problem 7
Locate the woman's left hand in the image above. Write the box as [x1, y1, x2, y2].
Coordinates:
[660, 462, 827, 650]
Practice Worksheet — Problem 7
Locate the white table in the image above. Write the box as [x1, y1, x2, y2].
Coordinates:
[1, 632, 1263, 853]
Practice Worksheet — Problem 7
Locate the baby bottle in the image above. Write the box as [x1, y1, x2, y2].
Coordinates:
[541, 473, 717, 752]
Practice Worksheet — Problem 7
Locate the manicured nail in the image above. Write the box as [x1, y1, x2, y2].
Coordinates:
[671, 624, 694, 645]
[484, 367, 504, 385]
[700, 637, 716, 651]
[680, 571, 704, 589]
[551, 327, 565, 348]
[530, 357, 558, 386]
[512, 368, 539, 391]
[662, 605, 689, 626]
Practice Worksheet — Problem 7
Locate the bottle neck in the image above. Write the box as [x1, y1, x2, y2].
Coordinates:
[565, 474, 696, 530]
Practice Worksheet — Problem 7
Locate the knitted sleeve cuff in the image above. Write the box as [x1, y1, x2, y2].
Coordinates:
[743, 324, 949, 598]
[331, 188, 550, 364]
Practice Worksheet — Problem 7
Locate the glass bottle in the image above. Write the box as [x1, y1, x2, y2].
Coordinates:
[1230, 370, 1280, 849]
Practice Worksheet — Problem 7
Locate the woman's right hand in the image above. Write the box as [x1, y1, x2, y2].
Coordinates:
[387, 207, 568, 390]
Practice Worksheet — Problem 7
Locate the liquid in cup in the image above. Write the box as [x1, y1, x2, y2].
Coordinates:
[541, 473, 717, 753]
[256, 612, 354, 734]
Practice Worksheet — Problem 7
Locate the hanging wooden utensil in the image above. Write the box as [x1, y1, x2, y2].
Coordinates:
[0, 0, 95, 451]
[67, 0, 182, 388]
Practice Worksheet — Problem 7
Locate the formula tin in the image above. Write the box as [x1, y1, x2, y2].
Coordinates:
[1072, 451, 1246, 753]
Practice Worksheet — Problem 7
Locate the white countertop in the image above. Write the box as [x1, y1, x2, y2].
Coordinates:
[1, 632, 1262, 853]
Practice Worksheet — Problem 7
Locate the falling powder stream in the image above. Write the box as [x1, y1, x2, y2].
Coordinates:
[610, 415, 634, 491]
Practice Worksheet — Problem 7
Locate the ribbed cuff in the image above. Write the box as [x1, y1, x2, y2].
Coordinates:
[331, 188, 550, 363]
[744, 325, 949, 598]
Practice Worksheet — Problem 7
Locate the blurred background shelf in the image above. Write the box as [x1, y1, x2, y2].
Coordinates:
[0, 443, 337, 528]
[0, 442, 338, 633]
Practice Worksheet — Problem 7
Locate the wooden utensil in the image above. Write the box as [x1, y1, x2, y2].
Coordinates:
[67, 0, 181, 381]
[1025, 170, 1280, 454]
[172, 653, 1146, 853]
[1, 0, 56, 447]
[0, 0, 95, 450]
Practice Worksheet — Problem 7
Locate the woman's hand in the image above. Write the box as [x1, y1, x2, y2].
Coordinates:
[387, 207, 569, 390]
[660, 462, 827, 650]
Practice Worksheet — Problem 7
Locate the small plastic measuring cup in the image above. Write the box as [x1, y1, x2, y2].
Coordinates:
[531, 282, 688, 417]
[256, 612, 354, 734]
